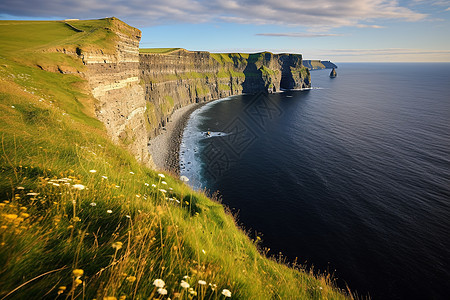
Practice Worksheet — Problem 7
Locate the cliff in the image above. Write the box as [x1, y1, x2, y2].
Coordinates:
[140, 50, 310, 137]
[303, 60, 338, 70]
[28, 18, 311, 166]
[78, 18, 153, 167]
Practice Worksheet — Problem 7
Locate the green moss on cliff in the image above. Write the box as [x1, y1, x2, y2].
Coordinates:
[259, 65, 278, 76]
[140, 48, 181, 54]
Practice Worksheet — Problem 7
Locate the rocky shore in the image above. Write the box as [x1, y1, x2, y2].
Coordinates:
[148, 102, 206, 174]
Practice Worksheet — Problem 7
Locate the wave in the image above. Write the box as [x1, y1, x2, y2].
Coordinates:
[179, 96, 235, 190]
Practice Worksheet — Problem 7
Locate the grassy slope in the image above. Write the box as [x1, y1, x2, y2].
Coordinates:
[140, 48, 181, 54]
[0, 19, 350, 299]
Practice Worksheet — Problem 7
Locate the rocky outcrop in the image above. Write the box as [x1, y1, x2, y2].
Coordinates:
[330, 68, 337, 78]
[140, 50, 311, 137]
[79, 18, 154, 167]
[303, 60, 337, 70]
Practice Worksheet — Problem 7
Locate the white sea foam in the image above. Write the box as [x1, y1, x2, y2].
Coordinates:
[179, 96, 234, 190]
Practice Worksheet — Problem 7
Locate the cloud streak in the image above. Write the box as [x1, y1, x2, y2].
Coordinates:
[325, 48, 450, 56]
[0, 0, 427, 29]
[256, 33, 343, 38]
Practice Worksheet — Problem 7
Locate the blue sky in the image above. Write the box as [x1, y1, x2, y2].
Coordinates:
[1, 0, 450, 62]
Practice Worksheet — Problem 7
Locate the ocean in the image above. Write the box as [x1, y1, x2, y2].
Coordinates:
[180, 63, 450, 299]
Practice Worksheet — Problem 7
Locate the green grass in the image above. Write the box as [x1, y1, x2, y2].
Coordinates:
[140, 48, 182, 54]
[259, 65, 278, 76]
[0, 19, 350, 300]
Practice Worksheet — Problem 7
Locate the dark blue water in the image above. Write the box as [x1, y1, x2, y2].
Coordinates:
[180, 63, 450, 299]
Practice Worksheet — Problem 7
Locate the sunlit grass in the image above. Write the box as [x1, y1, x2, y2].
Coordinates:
[140, 48, 182, 54]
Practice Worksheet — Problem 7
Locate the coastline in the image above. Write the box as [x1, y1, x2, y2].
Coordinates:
[148, 102, 207, 174]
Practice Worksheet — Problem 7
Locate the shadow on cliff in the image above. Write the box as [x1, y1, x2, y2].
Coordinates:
[279, 55, 295, 90]
[242, 53, 265, 93]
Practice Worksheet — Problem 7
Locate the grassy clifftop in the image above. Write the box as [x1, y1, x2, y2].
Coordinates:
[1, 19, 349, 299]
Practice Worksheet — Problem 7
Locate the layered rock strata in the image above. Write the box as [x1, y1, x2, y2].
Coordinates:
[140, 50, 311, 138]
[80, 20, 153, 167]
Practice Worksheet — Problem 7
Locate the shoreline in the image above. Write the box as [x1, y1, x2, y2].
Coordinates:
[148, 102, 208, 175]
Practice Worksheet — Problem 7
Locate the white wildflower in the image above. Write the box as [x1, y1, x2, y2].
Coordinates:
[152, 184, 157, 188]
[90, 202, 97, 206]
[72, 184, 85, 190]
[144, 183, 149, 186]
[153, 279, 165, 288]
[189, 288, 197, 296]
[180, 280, 190, 289]
[180, 175, 189, 182]
[89, 170, 97, 173]
[106, 210, 112, 214]
[158, 173, 165, 178]
[102, 176, 108, 179]
[222, 289, 232, 297]
[157, 288, 167, 295]
[26, 192, 39, 196]
[129, 171, 135, 175]
[161, 181, 167, 185]
[198, 280, 207, 285]
[16, 187, 25, 190]
[159, 189, 167, 193]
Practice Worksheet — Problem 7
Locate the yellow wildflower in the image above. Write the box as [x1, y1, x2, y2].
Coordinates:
[57, 286, 66, 295]
[73, 269, 84, 278]
[74, 279, 82, 286]
[112, 241, 123, 250]
[4, 214, 18, 221]
[126, 276, 136, 283]
[14, 217, 24, 223]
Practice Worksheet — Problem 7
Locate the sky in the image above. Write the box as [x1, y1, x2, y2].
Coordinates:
[1, 0, 450, 62]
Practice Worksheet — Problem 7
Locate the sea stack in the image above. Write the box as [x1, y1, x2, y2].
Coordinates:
[330, 68, 337, 78]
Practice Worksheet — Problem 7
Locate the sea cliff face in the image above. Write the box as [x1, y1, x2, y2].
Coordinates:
[79, 19, 153, 167]
[303, 60, 338, 70]
[140, 50, 311, 137]
[78, 18, 311, 165]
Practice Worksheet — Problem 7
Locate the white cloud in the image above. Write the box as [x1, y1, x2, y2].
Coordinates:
[355, 24, 385, 28]
[0, 0, 427, 29]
